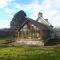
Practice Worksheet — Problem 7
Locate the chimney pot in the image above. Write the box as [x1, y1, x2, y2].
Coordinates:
[45, 19, 48, 22]
[38, 12, 43, 17]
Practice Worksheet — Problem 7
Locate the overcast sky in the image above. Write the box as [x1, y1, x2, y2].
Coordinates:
[0, 0, 60, 29]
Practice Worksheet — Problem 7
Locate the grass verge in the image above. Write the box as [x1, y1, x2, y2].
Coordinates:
[0, 44, 60, 60]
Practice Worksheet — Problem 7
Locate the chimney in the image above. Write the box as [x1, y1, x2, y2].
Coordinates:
[38, 12, 43, 17]
[45, 19, 48, 22]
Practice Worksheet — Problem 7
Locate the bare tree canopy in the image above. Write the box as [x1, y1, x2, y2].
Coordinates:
[10, 10, 27, 30]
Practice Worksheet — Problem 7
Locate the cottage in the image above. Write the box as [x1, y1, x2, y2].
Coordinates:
[10, 12, 55, 46]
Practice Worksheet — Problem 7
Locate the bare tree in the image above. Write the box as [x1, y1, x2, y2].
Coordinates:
[10, 10, 27, 40]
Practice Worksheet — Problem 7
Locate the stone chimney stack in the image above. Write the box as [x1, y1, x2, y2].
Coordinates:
[45, 19, 48, 22]
[38, 12, 43, 17]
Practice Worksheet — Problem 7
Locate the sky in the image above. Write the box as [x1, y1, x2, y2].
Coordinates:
[0, 0, 60, 29]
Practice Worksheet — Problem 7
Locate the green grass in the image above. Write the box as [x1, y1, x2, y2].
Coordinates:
[0, 37, 60, 60]
[0, 44, 60, 60]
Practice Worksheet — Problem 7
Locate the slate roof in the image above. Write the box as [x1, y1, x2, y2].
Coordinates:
[19, 18, 52, 31]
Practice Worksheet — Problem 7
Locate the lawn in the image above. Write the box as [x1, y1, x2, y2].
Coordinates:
[0, 44, 60, 60]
